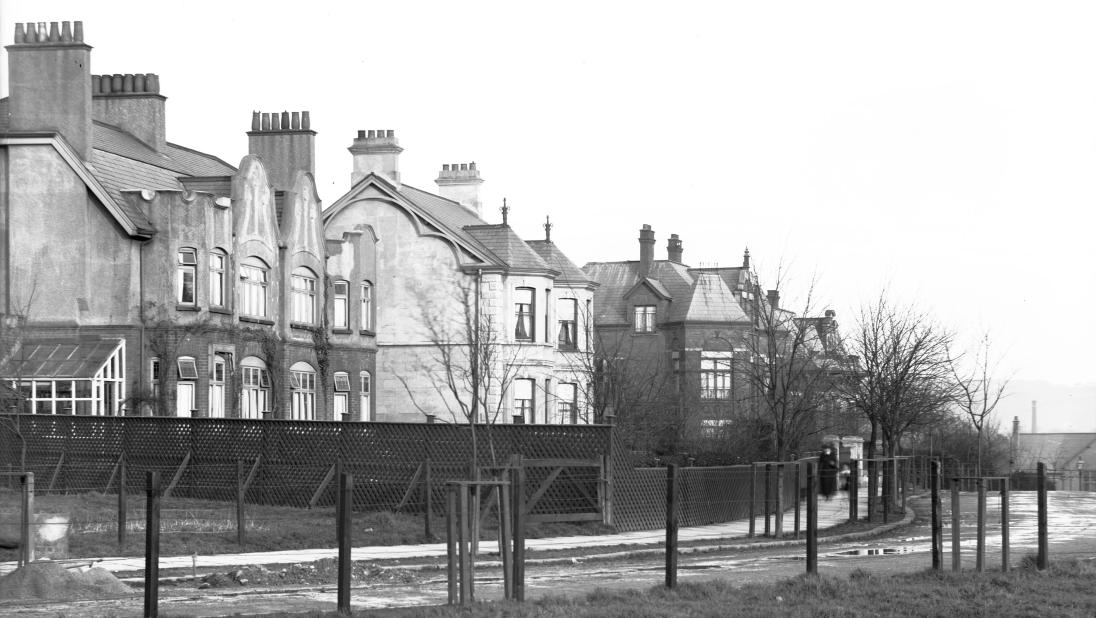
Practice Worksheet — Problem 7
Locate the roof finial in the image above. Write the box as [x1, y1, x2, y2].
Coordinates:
[742, 247, 751, 269]
[500, 198, 509, 225]
[544, 215, 552, 241]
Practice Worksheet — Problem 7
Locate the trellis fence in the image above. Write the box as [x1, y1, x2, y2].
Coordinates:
[0, 415, 611, 520]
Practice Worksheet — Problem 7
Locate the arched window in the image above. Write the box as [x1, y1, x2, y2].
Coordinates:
[209, 249, 228, 308]
[360, 281, 374, 331]
[291, 267, 318, 325]
[360, 371, 372, 422]
[334, 371, 350, 421]
[240, 356, 270, 419]
[177, 248, 197, 306]
[332, 280, 349, 329]
[289, 361, 316, 420]
[176, 356, 197, 417]
[240, 257, 269, 317]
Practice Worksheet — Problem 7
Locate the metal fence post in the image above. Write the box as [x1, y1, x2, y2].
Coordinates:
[1037, 462, 1048, 570]
[446, 487, 457, 605]
[236, 459, 245, 546]
[764, 463, 772, 537]
[424, 457, 433, 540]
[775, 463, 784, 537]
[513, 463, 526, 602]
[665, 464, 678, 589]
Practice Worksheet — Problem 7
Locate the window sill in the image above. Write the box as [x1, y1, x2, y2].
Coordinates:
[557, 345, 579, 352]
[240, 315, 274, 325]
[175, 304, 200, 312]
[632, 330, 658, 335]
[359, 329, 375, 336]
[290, 322, 318, 331]
[209, 306, 232, 316]
[331, 328, 352, 335]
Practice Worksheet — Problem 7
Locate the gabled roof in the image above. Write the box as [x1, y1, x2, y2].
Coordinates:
[526, 240, 595, 286]
[624, 277, 673, 301]
[582, 260, 697, 325]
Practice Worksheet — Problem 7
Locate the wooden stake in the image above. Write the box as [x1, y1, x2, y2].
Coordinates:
[144, 471, 161, 618]
[806, 462, 817, 575]
[337, 472, 352, 615]
[930, 459, 941, 570]
[665, 464, 678, 589]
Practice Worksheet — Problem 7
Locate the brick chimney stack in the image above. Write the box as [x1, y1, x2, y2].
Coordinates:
[667, 233, 683, 263]
[248, 111, 316, 192]
[435, 162, 484, 216]
[638, 224, 655, 278]
[349, 129, 402, 187]
[767, 289, 780, 310]
[7, 21, 93, 159]
[92, 73, 166, 151]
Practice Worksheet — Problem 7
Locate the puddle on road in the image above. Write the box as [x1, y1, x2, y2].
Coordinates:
[831, 547, 914, 557]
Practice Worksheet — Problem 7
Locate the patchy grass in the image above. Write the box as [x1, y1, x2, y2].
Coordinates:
[285, 558, 1096, 617]
[0, 490, 611, 560]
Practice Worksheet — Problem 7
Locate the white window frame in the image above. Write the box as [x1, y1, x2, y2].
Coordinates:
[513, 378, 534, 423]
[209, 250, 227, 308]
[289, 362, 316, 420]
[514, 288, 535, 341]
[360, 281, 373, 331]
[240, 357, 269, 419]
[360, 371, 371, 422]
[555, 382, 577, 424]
[557, 297, 578, 350]
[333, 280, 349, 329]
[178, 248, 197, 306]
[208, 354, 226, 418]
[634, 305, 656, 333]
[291, 267, 318, 325]
[240, 257, 269, 318]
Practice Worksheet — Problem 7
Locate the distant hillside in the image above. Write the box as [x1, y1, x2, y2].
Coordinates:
[998, 380, 1096, 433]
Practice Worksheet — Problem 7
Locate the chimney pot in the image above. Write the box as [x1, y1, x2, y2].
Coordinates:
[368, 130, 376, 138]
[638, 225, 656, 277]
[111, 74, 123, 92]
[122, 74, 134, 93]
[133, 73, 146, 92]
[442, 164, 450, 171]
[291, 111, 300, 130]
[25, 22, 36, 42]
[92, 76, 101, 95]
[49, 21, 60, 42]
[61, 21, 72, 42]
[386, 129, 394, 138]
[281, 111, 290, 130]
[262, 113, 271, 130]
[37, 22, 47, 42]
[357, 130, 365, 139]
[146, 74, 159, 94]
[301, 111, 311, 130]
[14, 23, 25, 44]
[251, 111, 261, 131]
[666, 233, 683, 262]
[825, 309, 836, 318]
[73, 21, 83, 42]
[460, 163, 467, 171]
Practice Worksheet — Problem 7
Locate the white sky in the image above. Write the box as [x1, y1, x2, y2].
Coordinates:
[3, 1, 1094, 428]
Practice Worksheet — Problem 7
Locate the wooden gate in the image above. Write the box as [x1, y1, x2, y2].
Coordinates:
[522, 457, 607, 524]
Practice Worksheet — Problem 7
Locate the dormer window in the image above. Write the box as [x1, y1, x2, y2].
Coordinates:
[634, 305, 656, 333]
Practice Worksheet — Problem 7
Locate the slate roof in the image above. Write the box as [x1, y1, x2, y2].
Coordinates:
[397, 183, 498, 262]
[582, 260, 697, 325]
[465, 225, 554, 272]
[526, 240, 593, 285]
[1016, 433, 1096, 470]
[680, 272, 751, 322]
[1, 337, 124, 379]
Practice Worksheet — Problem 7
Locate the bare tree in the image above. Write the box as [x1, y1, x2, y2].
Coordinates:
[842, 292, 956, 506]
[392, 274, 525, 467]
[949, 333, 1011, 476]
[738, 272, 857, 460]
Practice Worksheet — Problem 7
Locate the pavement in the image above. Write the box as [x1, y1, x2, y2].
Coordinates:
[0, 491, 875, 577]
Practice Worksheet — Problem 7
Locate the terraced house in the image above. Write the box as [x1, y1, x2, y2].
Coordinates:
[0, 21, 373, 419]
[0, 20, 596, 425]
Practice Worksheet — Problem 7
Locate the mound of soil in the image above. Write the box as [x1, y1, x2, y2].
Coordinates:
[199, 559, 417, 589]
[0, 562, 133, 601]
